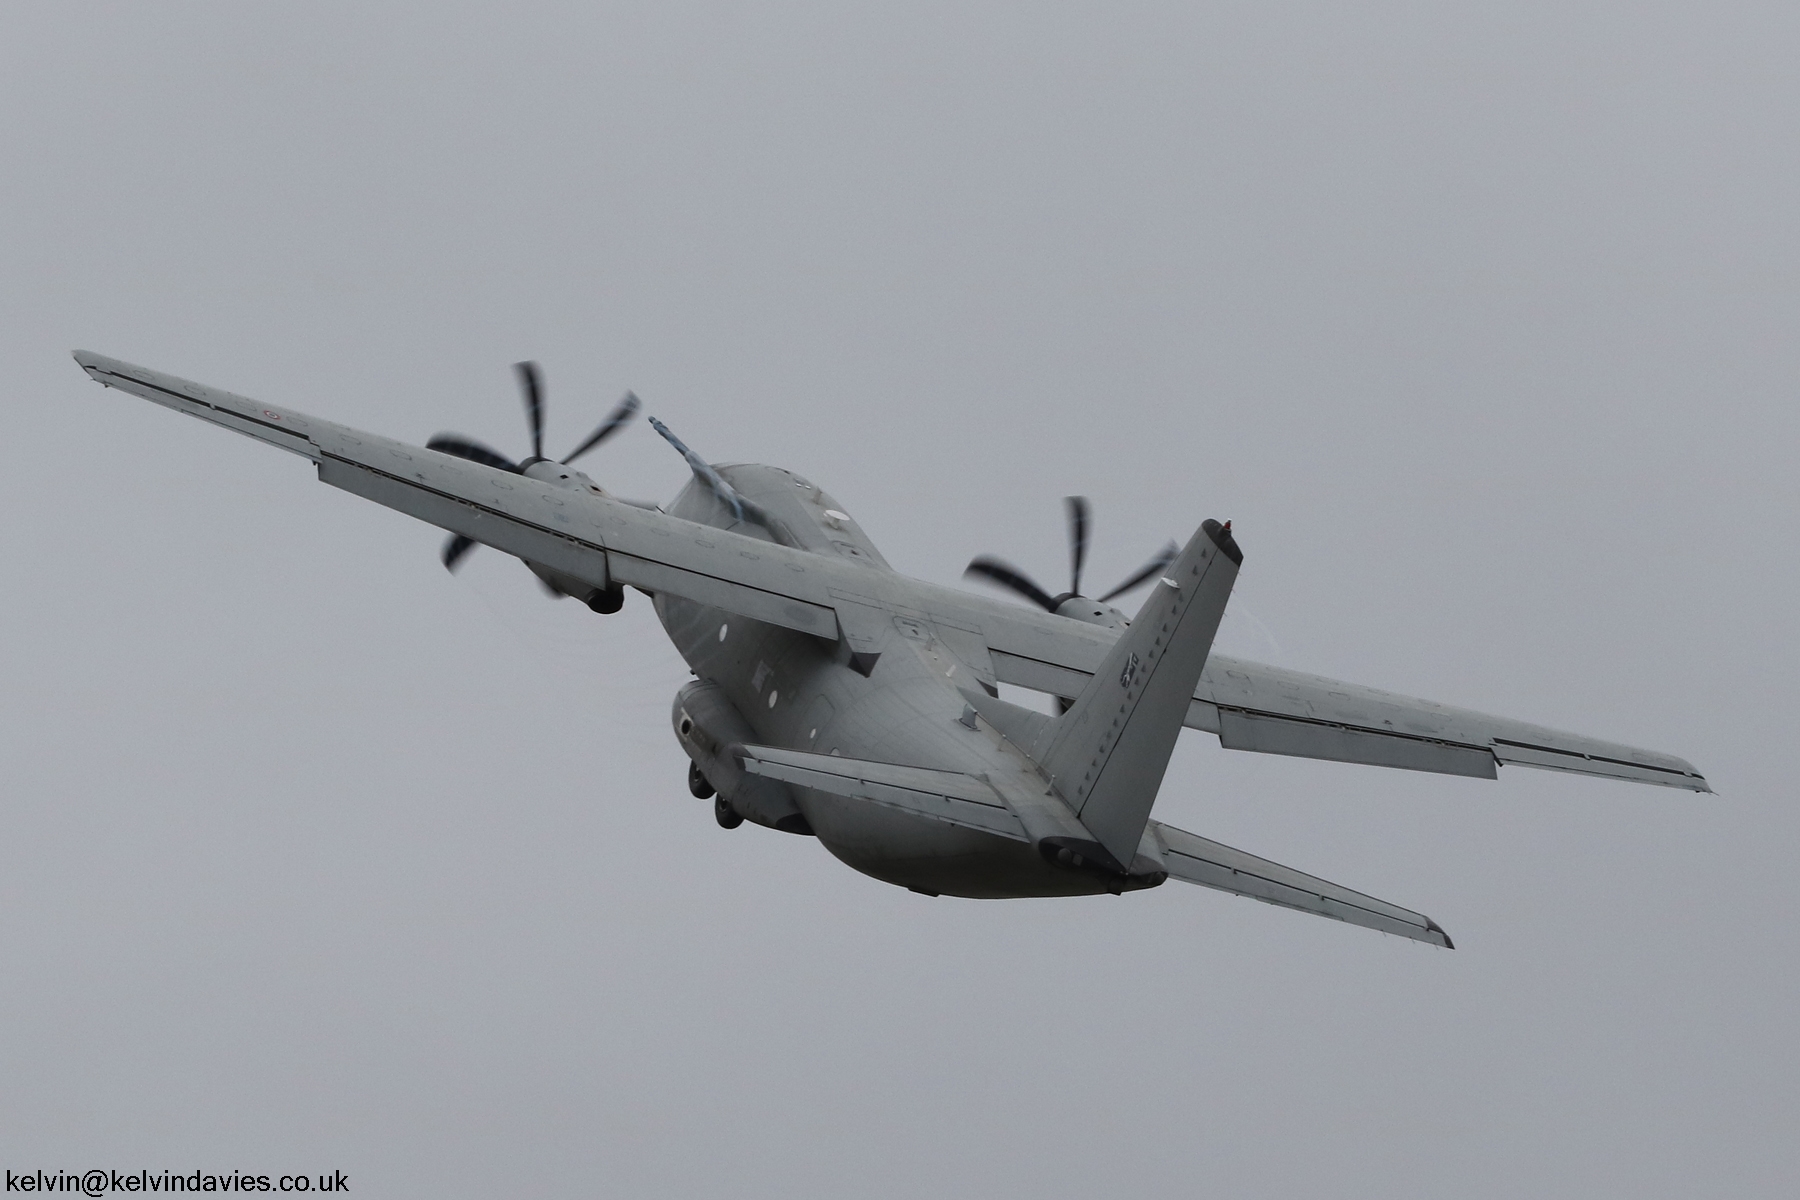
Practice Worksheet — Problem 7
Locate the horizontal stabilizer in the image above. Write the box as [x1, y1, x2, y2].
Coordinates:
[735, 745, 1029, 842]
[1152, 820, 1453, 948]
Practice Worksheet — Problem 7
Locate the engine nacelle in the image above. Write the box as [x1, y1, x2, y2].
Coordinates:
[671, 681, 813, 835]
[524, 560, 625, 612]
[1052, 594, 1130, 630]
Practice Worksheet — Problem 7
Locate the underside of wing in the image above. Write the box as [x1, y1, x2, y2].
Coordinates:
[735, 745, 1030, 841]
[1152, 821, 1453, 948]
[1189, 656, 1710, 791]
[968, 599, 1708, 792]
[76, 350, 327, 459]
[73, 352, 882, 643]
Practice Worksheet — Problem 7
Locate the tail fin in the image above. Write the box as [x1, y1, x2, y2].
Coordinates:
[1039, 518, 1241, 867]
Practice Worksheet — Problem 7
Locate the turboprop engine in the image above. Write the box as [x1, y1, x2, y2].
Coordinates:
[964, 496, 1180, 709]
[425, 360, 638, 612]
[672, 681, 814, 835]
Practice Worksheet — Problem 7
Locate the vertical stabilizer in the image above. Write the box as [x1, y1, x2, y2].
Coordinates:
[1039, 519, 1241, 867]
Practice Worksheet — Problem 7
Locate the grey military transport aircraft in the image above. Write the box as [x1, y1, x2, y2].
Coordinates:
[73, 351, 1710, 949]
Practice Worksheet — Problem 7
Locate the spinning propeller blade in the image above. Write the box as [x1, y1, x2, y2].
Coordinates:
[1065, 495, 1089, 598]
[441, 533, 479, 572]
[965, 496, 1175, 613]
[1097, 541, 1181, 602]
[563, 391, 641, 465]
[425, 435, 520, 473]
[516, 361, 545, 461]
[425, 362, 641, 574]
[649, 416, 757, 524]
[963, 555, 1059, 611]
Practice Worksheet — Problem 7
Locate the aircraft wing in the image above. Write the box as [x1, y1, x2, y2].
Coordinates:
[74, 352, 861, 640]
[1186, 656, 1709, 790]
[1151, 820, 1453, 948]
[735, 744, 1030, 840]
[954, 591, 1709, 793]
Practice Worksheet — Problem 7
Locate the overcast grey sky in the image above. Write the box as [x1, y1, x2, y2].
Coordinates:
[3, 3, 1795, 1196]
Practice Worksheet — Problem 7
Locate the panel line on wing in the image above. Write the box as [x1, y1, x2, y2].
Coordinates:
[91, 366, 319, 457]
[324, 453, 840, 638]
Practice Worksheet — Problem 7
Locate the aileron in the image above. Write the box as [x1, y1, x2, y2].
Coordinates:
[1217, 707, 1498, 779]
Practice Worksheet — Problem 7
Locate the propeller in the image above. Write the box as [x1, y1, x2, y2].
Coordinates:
[965, 496, 1178, 613]
[649, 416, 766, 527]
[425, 362, 640, 572]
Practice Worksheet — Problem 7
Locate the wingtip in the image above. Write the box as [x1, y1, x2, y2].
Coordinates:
[1425, 917, 1455, 950]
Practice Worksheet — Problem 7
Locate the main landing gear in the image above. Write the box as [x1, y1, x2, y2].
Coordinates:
[689, 761, 742, 828]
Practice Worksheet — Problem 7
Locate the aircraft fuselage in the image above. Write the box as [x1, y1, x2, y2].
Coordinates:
[656, 463, 1117, 899]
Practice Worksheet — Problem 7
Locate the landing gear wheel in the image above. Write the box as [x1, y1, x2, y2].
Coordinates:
[714, 796, 743, 829]
[688, 761, 717, 799]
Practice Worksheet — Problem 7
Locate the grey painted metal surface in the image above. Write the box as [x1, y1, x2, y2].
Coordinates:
[72, 351, 1714, 945]
[1151, 823, 1454, 949]
[738, 746, 1029, 842]
[1039, 519, 1241, 867]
